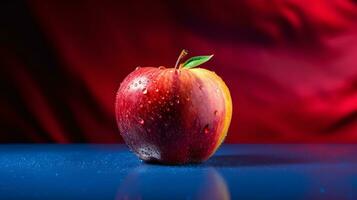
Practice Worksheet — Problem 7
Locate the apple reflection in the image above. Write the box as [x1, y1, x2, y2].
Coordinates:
[116, 166, 230, 200]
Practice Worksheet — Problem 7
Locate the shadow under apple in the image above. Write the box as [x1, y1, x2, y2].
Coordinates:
[116, 165, 230, 200]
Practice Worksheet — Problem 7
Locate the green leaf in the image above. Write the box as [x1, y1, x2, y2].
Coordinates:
[181, 55, 213, 69]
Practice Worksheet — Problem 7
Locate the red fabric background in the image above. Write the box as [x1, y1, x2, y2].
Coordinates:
[2, 0, 357, 143]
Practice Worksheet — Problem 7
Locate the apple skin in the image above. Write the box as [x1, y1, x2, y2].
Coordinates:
[115, 66, 232, 164]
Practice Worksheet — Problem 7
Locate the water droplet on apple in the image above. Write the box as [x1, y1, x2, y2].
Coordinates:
[158, 101, 162, 104]
[139, 104, 143, 108]
[203, 124, 209, 134]
[142, 88, 148, 94]
[214, 110, 218, 115]
[125, 114, 129, 118]
[138, 118, 145, 125]
[148, 100, 152, 104]
[166, 107, 170, 112]
[161, 96, 165, 100]
[158, 66, 165, 70]
[169, 102, 174, 106]
[135, 66, 141, 70]
[158, 115, 162, 119]
[155, 88, 159, 92]
[186, 97, 190, 101]
[176, 100, 180, 104]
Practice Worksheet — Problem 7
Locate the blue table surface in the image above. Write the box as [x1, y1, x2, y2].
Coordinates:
[0, 144, 357, 200]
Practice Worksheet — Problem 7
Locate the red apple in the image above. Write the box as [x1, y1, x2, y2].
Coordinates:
[115, 50, 232, 164]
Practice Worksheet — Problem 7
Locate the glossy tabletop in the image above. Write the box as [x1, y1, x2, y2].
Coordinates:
[0, 144, 356, 200]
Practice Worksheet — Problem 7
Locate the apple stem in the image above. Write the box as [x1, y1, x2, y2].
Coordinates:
[174, 49, 188, 69]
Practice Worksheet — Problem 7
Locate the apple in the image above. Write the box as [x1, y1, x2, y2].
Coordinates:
[115, 50, 232, 164]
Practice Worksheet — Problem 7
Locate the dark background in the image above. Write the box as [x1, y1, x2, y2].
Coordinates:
[2, 0, 357, 143]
